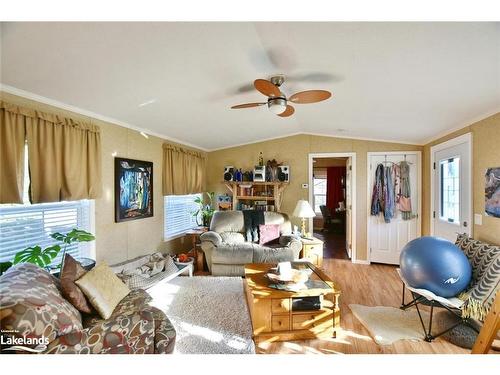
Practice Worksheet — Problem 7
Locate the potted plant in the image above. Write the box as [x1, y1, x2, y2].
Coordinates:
[192, 192, 216, 227]
[0, 228, 95, 276]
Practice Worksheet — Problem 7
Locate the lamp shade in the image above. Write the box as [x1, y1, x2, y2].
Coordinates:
[293, 200, 316, 218]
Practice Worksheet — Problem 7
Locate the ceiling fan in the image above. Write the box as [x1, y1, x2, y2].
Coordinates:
[230, 75, 332, 117]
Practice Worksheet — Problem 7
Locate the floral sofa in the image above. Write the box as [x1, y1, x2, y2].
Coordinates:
[0, 263, 176, 354]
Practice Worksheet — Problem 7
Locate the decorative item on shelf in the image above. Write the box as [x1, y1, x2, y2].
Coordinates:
[234, 168, 243, 182]
[115, 157, 153, 222]
[258, 152, 264, 167]
[266, 159, 280, 181]
[192, 192, 216, 227]
[242, 171, 253, 181]
[278, 165, 290, 182]
[217, 194, 232, 211]
[293, 200, 316, 237]
[223, 166, 234, 181]
[253, 165, 266, 182]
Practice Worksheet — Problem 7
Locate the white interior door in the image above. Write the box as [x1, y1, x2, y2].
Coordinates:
[368, 153, 420, 265]
[432, 139, 471, 242]
[345, 157, 353, 258]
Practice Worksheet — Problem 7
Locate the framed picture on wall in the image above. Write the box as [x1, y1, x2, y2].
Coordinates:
[485, 167, 500, 218]
[114, 157, 154, 222]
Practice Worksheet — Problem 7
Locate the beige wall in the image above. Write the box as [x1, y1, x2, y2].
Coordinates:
[1, 91, 203, 264]
[5, 88, 497, 264]
[207, 134, 422, 261]
[422, 112, 500, 246]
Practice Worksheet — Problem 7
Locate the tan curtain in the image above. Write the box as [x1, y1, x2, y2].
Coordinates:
[0, 102, 27, 203]
[163, 143, 206, 195]
[0, 101, 102, 203]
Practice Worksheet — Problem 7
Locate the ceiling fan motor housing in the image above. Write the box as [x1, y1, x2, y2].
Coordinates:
[268, 97, 287, 114]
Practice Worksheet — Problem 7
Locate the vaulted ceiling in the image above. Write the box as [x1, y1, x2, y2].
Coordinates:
[1, 22, 499, 150]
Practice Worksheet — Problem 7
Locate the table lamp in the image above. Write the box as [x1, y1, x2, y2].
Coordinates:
[293, 200, 316, 237]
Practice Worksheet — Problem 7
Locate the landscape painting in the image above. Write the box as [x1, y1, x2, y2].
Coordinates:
[485, 167, 500, 218]
[115, 157, 153, 222]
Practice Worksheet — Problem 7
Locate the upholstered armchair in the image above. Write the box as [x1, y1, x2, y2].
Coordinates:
[200, 211, 302, 276]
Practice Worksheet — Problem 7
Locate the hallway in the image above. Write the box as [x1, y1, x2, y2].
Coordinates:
[314, 230, 349, 260]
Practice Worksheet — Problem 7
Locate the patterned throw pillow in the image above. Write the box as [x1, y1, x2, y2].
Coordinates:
[75, 263, 130, 319]
[0, 263, 83, 347]
[60, 254, 94, 314]
[455, 233, 500, 320]
[259, 224, 281, 245]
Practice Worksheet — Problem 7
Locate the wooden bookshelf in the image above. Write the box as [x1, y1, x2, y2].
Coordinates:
[223, 181, 289, 212]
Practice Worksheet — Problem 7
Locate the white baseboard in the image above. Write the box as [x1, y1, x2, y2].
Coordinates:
[352, 259, 371, 265]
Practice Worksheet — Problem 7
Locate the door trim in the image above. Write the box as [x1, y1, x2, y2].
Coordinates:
[308, 152, 357, 263]
[429, 132, 472, 237]
[366, 151, 422, 264]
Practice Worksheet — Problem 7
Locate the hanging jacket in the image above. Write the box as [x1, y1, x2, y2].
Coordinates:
[370, 164, 384, 216]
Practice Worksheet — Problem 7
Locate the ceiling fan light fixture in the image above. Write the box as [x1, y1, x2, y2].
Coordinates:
[268, 97, 287, 115]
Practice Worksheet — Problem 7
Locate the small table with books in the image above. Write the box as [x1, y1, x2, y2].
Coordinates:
[244, 261, 340, 343]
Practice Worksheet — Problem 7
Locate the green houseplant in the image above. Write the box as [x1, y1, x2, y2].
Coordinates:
[0, 228, 95, 276]
[192, 192, 216, 227]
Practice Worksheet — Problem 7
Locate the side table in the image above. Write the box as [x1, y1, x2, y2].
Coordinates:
[299, 237, 324, 267]
[185, 226, 208, 272]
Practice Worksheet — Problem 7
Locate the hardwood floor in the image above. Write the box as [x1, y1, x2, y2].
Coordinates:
[255, 258, 469, 354]
[313, 230, 349, 260]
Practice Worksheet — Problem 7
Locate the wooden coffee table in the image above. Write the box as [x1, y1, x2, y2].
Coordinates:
[244, 262, 340, 343]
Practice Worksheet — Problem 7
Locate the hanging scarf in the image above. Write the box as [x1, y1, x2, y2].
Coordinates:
[383, 165, 395, 223]
[399, 161, 412, 220]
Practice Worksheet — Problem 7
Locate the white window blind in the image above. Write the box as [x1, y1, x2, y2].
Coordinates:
[0, 200, 93, 264]
[164, 194, 201, 240]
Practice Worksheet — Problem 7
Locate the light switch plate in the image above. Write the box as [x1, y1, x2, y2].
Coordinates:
[474, 214, 483, 225]
[302, 183, 308, 189]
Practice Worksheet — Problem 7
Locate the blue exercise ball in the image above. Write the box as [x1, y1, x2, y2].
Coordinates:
[400, 236, 472, 298]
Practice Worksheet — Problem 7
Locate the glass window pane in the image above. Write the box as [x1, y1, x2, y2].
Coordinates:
[439, 157, 460, 223]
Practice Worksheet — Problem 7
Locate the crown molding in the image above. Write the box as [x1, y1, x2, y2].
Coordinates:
[5, 83, 496, 152]
[420, 108, 500, 146]
[0, 84, 209, 152]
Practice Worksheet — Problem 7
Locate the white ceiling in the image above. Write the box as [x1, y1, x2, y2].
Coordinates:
[1, 22, 499, 150]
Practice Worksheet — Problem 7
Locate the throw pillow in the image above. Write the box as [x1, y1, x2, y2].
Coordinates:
[60, 254, 94, 314]
[75, 263, 130, 319]
[259, 224, 281, 245]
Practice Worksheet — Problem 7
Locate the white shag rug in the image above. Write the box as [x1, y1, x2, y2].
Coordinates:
[349, 304, 430, 345]
[148, 276, 255, 354]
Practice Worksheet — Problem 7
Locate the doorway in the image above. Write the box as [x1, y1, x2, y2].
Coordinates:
[308, 153, 356, 262]
[430, 133, 472, 242]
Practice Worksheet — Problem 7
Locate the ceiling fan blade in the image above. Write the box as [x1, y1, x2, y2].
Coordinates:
[230, 102, 267, 109]
[278, 105, 295, 117]
[289, 90, 332, 104]
[254, 79, 281, 97]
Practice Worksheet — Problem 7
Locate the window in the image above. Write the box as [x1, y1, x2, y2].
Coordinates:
[440, 157, 460, 223]
[313, 177, 327, 213]
[164, 194, 201, 239]
[0, 145, 94, 264]
[0, 200, 93, 264]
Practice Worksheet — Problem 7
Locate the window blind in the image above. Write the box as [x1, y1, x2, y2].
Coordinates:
[164, 194, 201, 240]
[0, 200, 92, 264]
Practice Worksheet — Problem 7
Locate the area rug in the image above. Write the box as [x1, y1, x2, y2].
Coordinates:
[148, 276, 255, 354]
[349, 304, 430, 345]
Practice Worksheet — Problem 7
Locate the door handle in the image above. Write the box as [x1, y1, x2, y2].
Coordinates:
[463, 221, 467, 227]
